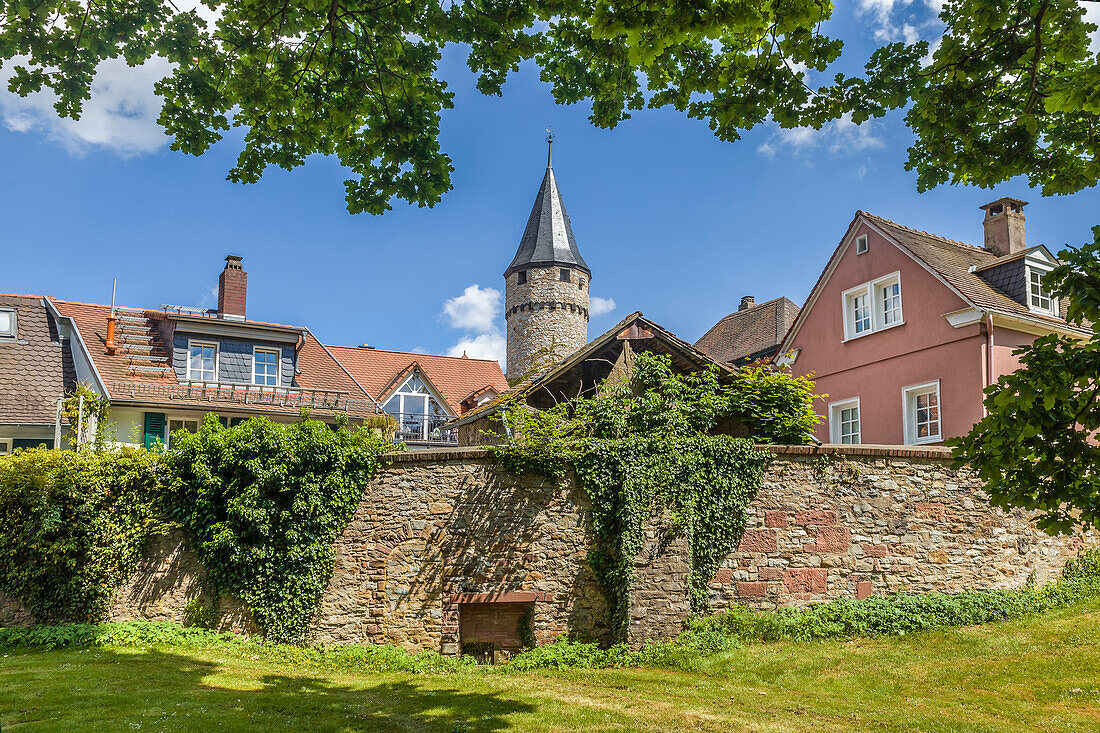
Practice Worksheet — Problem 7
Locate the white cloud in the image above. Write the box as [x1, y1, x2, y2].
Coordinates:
[197, 286, 219, 308]
[758, 113, 885, 159]
[441, 284, 502, 333]
[441, 284, 505, 367]
[589, 296, 617, 316]
[857, 0, 914, 41]
[0, 56, 172, 156]
[1085, 2, 1100, 52]
[447, 332, 507, 365]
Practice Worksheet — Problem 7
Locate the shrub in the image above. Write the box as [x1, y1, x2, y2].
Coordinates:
[165, 415, 387, 643]
[0, 447, 167, 623]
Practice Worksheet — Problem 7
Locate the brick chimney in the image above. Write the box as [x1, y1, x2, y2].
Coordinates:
[739, 295, 756, 311]
[218, 255, 247, 320]
[980, 197, 1028, 256]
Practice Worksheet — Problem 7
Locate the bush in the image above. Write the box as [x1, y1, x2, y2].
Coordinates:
[165, 415, 387, 643]
[0, 447, 167, 623]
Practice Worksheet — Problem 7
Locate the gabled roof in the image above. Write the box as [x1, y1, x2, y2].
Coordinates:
[695, 297, 801, 365]
[325, 346, 509, 415]
[781, 210, 1090, 353]
[449, 311, 731, 428]
[0, 295, 75, 426]
[50, 299, 378, 418]
[504, 163, 590, 278]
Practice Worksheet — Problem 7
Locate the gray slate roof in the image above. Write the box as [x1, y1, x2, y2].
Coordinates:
[504, 165, 590, 278]
[0, 295, 75, 426]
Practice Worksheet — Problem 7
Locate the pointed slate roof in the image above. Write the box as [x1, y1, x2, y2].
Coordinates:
[504, 163, 590, 278]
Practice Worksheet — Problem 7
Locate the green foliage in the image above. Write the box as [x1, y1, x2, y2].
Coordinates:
[949, 228, 1100, 533]
[493, 354, 814, 641]
[183, 596, 215, 630]
[0, 620, 471, 674]
[164, 415, 386, 643]
[0, 447, 167, 623]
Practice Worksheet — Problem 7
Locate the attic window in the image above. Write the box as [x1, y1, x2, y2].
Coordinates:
[559, 268, 571, 282]
[517, 271, 527, 285]
[855, 235, 869, 255]
[0, 308, 15, 339]
[1027, 266, 1057, 316]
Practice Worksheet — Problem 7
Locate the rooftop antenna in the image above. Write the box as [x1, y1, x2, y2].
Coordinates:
[545, 126, 554, 167]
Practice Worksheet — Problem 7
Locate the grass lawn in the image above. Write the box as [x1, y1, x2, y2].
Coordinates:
[2, 599, 1099, 733]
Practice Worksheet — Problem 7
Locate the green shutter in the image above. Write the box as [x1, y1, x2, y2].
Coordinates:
[143, 412, 166, 449]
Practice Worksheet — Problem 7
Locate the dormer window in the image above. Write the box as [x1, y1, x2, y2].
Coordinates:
[0, 308, 15, 339]
[855, 234, 869, 255]
[1027, 266, 1057, 316]
[842, 272, 904, 340]
[254, 348, 280, 387]
[188, 340, 218, 382]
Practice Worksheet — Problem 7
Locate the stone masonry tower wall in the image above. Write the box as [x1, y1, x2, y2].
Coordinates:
[505, 265, 590, 379]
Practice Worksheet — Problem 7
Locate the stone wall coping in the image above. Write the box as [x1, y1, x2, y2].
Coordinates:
[381, 443, 954, 463]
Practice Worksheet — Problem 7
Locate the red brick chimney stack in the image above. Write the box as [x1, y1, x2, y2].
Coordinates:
[218, 255, 247, 320]
[980, 198, 1028, 256]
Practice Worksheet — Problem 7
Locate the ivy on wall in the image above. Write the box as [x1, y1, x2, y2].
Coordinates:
[492, 354, 818, 641]
[0, 447, 167, 623]
[166, 415, 388, 643]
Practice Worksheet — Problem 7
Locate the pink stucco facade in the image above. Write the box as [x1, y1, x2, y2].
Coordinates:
[788, 220, 1040, 446]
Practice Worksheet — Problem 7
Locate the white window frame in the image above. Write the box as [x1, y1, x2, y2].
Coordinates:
[828, 397, 861, 445]
[1025, 263, 1058, 317]
[0, 438, 11, 455]
[902, 380, 942, 445]
[187, 340, 219, 383]
[166, 416, 201, 449]
[0, 308, 16, 339]
[855, 234, 869, 255]
[842, 271, 904, 341]
[252, 347, 281, 387]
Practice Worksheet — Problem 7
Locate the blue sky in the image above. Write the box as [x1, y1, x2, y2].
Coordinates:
[4, 1, 1100, 366]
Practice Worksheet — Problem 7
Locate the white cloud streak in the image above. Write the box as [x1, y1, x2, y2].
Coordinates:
[758, 113, 885, 159]
[441, 284, 506, 366]
[0, 56, 172, 156]
[589, 296, 617, 316]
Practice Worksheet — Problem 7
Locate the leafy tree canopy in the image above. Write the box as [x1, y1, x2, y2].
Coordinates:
[4, 0, 1096, 212]
[948, 227, 1100, 534]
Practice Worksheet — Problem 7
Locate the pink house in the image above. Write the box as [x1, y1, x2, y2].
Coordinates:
[780, 198, 1089, 446]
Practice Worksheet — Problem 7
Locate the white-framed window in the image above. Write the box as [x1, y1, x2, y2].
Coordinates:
[903, 380, 941, 445]
[0, 308, 16, 339]
[1026, 265, 1058, 316]
[829, 398, 861, 444]
[0, 438, 11, 455]
[167, 417, 200, 448]
[253, 347, 280, 387]
[842, 271, 904, 340]
[382, 372, 450, 442]
[187, 341, 218, 382]
[855, 234, 869, 254]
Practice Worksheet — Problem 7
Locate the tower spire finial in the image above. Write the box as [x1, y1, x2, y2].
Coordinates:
[545, 126, 554, 167]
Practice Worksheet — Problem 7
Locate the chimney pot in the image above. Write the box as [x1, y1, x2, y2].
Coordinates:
[739, 295, 757, 311]
[980, 197, 1028, 255]
[218, 255, 247, 319]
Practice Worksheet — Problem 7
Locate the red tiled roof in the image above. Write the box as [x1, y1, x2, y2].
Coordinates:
[695, 297, 800, 364]
[0, 295, 75, 425]
[325, 345, 508, 415]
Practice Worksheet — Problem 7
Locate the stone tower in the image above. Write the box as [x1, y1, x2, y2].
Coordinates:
[504, 141, 591, 380]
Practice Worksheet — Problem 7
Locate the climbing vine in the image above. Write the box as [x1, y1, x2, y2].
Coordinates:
[61, 383, 111, 451]
[492, 354, 819, 642]
[165, 414, 388, 643]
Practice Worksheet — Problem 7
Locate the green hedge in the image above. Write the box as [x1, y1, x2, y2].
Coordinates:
[0, 447, 167, 623]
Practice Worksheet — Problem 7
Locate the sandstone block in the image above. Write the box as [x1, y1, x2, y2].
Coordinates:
[738, 528, 778, 553]
[796, 510, 837, 526]
[783, 568, 827, 594]
[737, 581, 767, 597]
[764, 511, 789, 528]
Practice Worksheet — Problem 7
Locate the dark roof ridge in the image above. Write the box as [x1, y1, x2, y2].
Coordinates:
[860, 211, 987, 253]
[707, 296, 797, 326]
[0, 293, 46, 299]
[50, 297, 304, 330]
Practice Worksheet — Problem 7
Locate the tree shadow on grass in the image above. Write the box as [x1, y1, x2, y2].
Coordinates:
[3, 647, 536, 732]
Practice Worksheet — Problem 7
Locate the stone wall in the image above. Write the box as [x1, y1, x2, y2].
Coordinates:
[708, 445, 1090, 610]
[504, 266, 589, 380]
[1, 445, 1092, 654]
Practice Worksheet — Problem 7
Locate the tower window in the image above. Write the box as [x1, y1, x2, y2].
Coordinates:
[578, 278, 586, 290]
[559, 268, 571, 283]
[517, 271, 527, 285]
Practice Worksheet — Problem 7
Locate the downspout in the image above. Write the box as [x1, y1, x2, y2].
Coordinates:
[984, 312, 995, 417]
